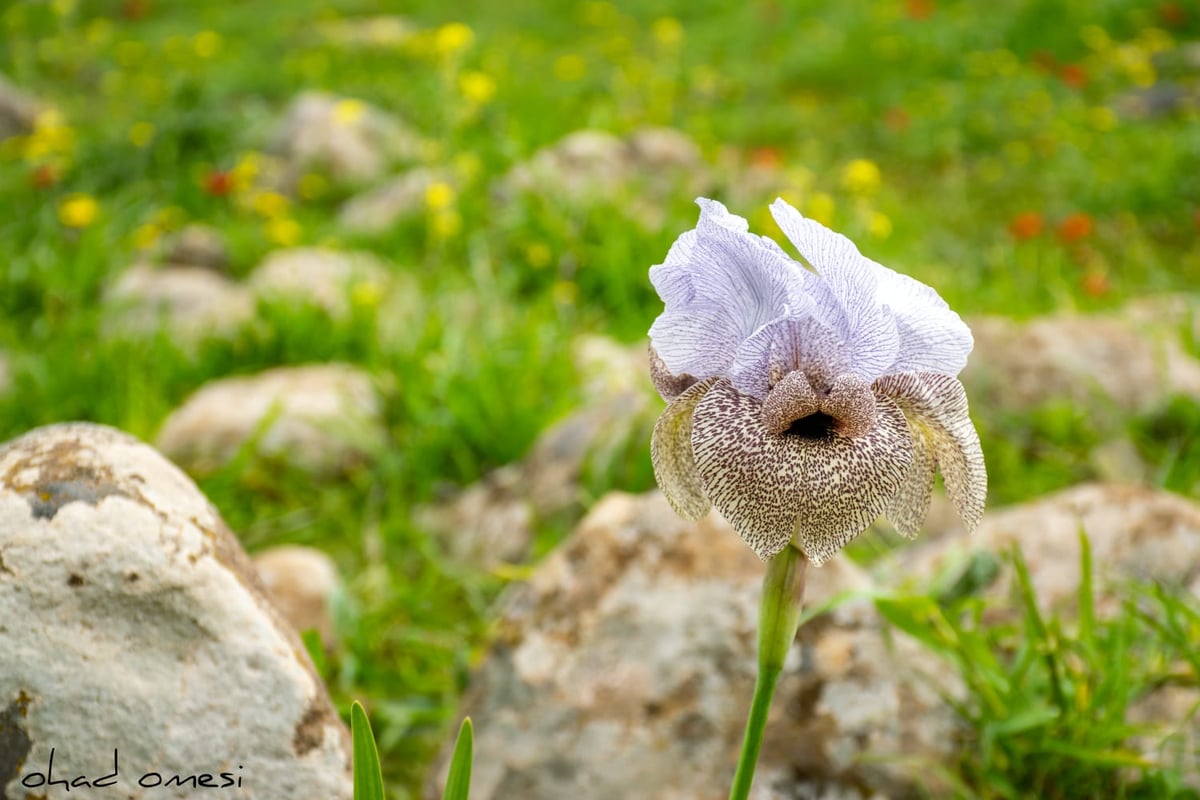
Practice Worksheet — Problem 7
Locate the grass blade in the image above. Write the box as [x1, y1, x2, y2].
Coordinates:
[443, 717, 474, 800]
[351, 701, 386, 800]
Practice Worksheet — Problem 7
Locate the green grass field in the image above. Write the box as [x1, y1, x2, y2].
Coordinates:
[2, 1, 1199, 796]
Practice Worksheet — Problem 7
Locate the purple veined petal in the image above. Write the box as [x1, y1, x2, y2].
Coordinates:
[727, 310, 850, 400]
[651, 378, 719, 520]
[769, 200, 900, 380]
[690, 378, 913, 564]
[874, 371, 987, 532]
[884, 299, 974, 377]
[649, 202, 808, 379]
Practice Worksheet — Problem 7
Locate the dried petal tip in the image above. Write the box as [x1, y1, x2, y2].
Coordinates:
[649, 344, 698, 402]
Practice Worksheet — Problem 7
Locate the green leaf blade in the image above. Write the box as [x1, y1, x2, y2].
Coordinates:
[351, 701, 386, 800]
[443, 717, 474, 800]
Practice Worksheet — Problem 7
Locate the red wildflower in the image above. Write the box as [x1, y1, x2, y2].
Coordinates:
[1058, 63, 1088, 89]
[1008, 212, 1044, 240]
[750, 147, 783, 170]
[1160, 2, 1187, 27]
[884, 106, 911, 132]
[121, 0, 150, 19]
[204, 170, 234, 197]
[30, 164, 59, 189]
[1081, 270, 1110, 298]
[905, 0, 935, 20]
[1057, 212, 1094, 242]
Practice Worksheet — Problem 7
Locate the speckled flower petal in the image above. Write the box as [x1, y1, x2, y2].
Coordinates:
[690, 379, 913, 564]
[885, 420, 936, 538]
[875, 372, 987, 531]
[651, 377, 719, 520]
[649, 344, 698, 402]
[649, 201, 808, 380]
[769, 198, 971, 379]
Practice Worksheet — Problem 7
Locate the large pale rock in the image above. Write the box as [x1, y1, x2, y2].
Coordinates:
[496, 127, 710, 225]
[963, 308, 1200, 419]
[251, 545, 341, 647]
[104, 264, 255, 342]
[338, 167, 452, 234]
[0, 423, 351, 799]
[271, 91, 421, 185]
[246, 247, 390, 318]
[883, 483, 1200, 613]
[315, 15, 417, 48]
[160, 224, 231, 273]
[0, 74, 38, 140]
[156, 363, 385, 474]
[427, 492, 958, 799]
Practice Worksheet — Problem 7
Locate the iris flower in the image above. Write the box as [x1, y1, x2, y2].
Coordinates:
[649, 198, 986, 565]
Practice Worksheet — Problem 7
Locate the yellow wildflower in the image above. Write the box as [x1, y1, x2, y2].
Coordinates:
[131, 223, 161, 250]
[333, 99, 367, 126]
[459, 71, 497, 105]
[430, 209, 462, 240]
[424, 182, 456, 211]
[805, 193, 836, 226]
[652, 17, 684, 48]
[525, 242, 552, 269]
[265, 217, 303, 247]
[192, 30, 222, 59]
[250, 190, 290, 219]
[840, 159, 882, 196]
[553, 54, 587, 81]
[1089, 106, 1117, 132]
[552, 280, 577, 306]
[582, 2, 619, 26]
[58, 194, 99, 228]
[129, 121, 155, 148]
[351, 281, 382, 310]
[868, 211, 893, 240]
[434, 22, 474, 57]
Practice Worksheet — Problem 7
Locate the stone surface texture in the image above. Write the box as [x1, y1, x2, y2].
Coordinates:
[0, 74, 39, 140]
[104, 263, 255, 342]
[0, 423, 351, 799]
[426, 491, 959, 800]
[246, 247, 390, 317]
[271, 91, 420, 185]
[155, 363, 384, 474]
[338, 167, 452, 234]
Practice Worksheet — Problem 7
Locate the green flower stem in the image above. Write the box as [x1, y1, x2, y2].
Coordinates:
[729, 545, 809, 800]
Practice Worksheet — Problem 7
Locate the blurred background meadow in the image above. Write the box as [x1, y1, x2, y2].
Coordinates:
[2, 0, 1200, 797]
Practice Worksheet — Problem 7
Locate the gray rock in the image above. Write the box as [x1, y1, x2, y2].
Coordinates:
[426, 492, 959, 799]
[338, 167, 452, 234]
[963, 308, 1200, 420]
[496, 127, 711, 224]
[882, 482, 1200, 614]
[0, 350, 10, 395]
[271, 91, 421, 185]
[104, 263, 255, 343]
[315, 15, 417, 48]
[155, 363, 385, 475]
[252, 545, 341, 648]
[160, 224, 231, 272]
[0, 73, 39, 140]
[246, 247, 391, 318]
[0, 423, 351, 799]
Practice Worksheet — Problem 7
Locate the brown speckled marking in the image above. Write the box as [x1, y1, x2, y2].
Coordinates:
[648, 345, 699, 402]
[691, 379, 912, 564]
[874, 372, 987, 532]
[292, 700, 331, 756]
[0, 691, 34, 797]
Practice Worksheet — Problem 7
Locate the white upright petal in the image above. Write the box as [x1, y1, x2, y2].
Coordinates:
[769, 199, 900, 380]
[649, 200, 808, 380]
